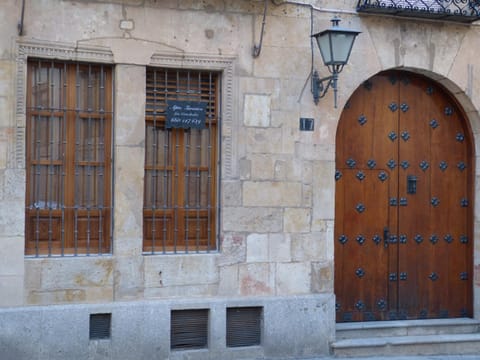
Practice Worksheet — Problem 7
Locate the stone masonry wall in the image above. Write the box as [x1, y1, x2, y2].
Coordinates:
[0, 0, 479, 321]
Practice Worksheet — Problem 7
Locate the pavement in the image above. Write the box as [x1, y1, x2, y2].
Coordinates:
[341, 357, 480, 360]
[295, 357, 480, 360]
[255, 357, 480, 360]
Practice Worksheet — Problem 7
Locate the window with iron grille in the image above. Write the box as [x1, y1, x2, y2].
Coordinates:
[143, 68, 219, 254]
[25, 59, 113, 256]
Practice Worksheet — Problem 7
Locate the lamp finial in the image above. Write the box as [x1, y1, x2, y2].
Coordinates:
[331, 17, 341, 27]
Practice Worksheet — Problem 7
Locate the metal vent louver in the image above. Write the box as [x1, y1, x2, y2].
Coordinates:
[89, 313, 111, 340]
[170, 309, 209, 350]
[226, 307, 262, 348]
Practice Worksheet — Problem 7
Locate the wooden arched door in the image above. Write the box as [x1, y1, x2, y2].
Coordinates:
[334, 70, 473, 322]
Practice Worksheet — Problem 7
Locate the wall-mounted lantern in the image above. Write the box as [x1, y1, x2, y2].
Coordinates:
[311, 17, 361, 108]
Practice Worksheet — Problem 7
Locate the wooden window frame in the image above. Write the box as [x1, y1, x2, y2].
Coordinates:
[143, 68, 220, 254]
[25, 59, 113, 256]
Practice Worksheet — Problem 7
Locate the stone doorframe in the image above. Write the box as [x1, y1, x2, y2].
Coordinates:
[333, 66, 480, 320]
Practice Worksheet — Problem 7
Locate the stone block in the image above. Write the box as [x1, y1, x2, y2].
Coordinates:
[26, 257, 115, 305]
[238, 77, 279, 102]
[268, 233, 291, 262]
[27, 289, 87, 305]
[24, 259, 42, 290]
[303, 183, 313, 207]
[257, 13, 310, 48]
[0, 309, 42, 359]
[115, 65, 146, 146]
[291, 231, 328, 262]
[276, 262, 310, 295]
[223, 207, 283, 232]
[246, 127, 283, 154]
[84, 286, 114, 303]
[295, 142, 335, 161]
[144, 254, 218, 288]
[114, 256, 144, 300]
[0, 236, 24, 276]
[244, 94, 271, 127]
[0, 3, 16, 53]
[243, 181, 302, 207]
[274, 159, 287, 180]
[274, 158, 303, 182]
[263, 294, 335, 358]
[217, 264, 239, 296]
[0, 200, 24, 236]
[108, 304, 148, 360]
[144, 284, 218, 298]
[246, 233, 269, 262]
[113, 146, 144, 251]
[0, 275, 23, 307]
[239, 157, 251, 179]
[311, 261, 334, 293]
[475, 179, 480, 222]
[222, 180, 242, 206]
[303, 161, 313, 184]
[273, 78, 308, 112]
[250, 154, 275, 180]
[0, 62, 14, 96]
[268, 1, 311, 17]
[239, 263, 274, 296]
[225, 0, 264, 13]
[3, 169, 25, 200]
[136, 303, 170, 360]
[217, 233, 246, 266]
[253, 46, 310, 80]
[475, 286, 480, 319]
[39, 307, 87, 360]
[284, 207, 311, 233]
[0, 139, 7, 169]
[271, 109, 299, 128]
[39, 258, 114, 290]
[312, 160, 335, 221]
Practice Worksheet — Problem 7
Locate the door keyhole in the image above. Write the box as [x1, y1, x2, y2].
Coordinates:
[407, 175, 417, 194]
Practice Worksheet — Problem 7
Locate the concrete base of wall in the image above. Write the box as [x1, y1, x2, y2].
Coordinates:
[0, 294, 335, 360]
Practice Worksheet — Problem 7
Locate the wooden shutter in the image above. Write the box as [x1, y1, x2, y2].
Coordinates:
[143, 68, 219, 253]
[25, 60, 113, 256]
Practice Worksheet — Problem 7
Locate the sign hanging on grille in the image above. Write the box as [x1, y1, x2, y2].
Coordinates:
[166, 101, 207, 129]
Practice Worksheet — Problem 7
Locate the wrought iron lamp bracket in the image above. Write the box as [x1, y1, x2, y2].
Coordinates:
[312, 70, 338, 108]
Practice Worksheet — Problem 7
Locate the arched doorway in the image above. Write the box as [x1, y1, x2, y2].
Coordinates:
[334, 70, 473, 322]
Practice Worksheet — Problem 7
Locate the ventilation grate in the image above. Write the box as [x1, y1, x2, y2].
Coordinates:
[170, 309, 209, 350]
[89, 313, 111, 340]
[226, 307, 262, 348]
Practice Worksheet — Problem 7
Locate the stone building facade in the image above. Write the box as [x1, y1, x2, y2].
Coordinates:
[1, 0, 480, 359]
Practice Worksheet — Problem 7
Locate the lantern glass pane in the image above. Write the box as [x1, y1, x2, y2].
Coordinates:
[317, 34, 332, 65]
[330, 33, 356, 64]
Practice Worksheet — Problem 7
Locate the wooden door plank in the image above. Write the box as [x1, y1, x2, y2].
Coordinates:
[335, 74, 397, 322]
